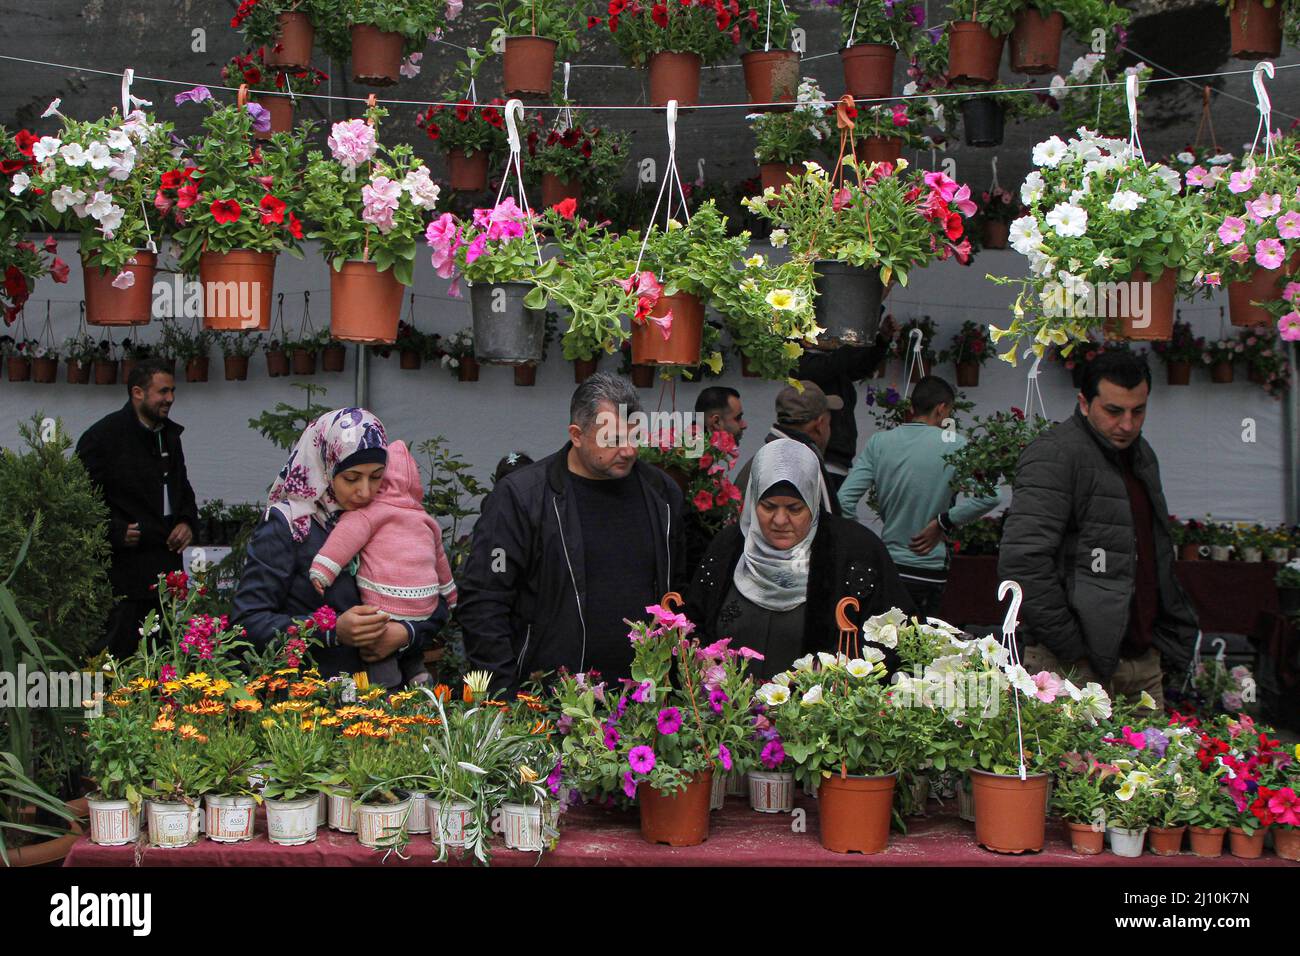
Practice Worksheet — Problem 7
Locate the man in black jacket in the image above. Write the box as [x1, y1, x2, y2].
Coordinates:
[458, 373, 684, 694]
[998, 351, 1199, 711]
[76, 359, 199, 657]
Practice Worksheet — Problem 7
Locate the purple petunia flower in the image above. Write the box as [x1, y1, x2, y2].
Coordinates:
[631, 681, 653, 703]
[709, 687, 729, 715]
[555, 714, 573, 735]
[927, 25, 944, 44]
[245, 102, 271, 134]
[546, 759, 563, 796]
[1143, 727, 1170, 758]
[761, 738, 786, 769]
[628, 745, 656, 775]
[657, 707, 683, 735]
[603, 724, 621, 751]
[718, 743, 733, 771]
[616, 696, 629, 718]
[622, 771, 638, 799]
[174, 86, 212, 106]
[906, 3, 925, 26]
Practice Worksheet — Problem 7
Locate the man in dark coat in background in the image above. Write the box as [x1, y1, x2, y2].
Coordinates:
[77, 359, 198, 657]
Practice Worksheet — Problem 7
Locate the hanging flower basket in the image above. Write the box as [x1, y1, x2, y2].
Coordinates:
[631, 290, 704, 365]
[1228, 0, 1282, 59]
[858, 136, 902, 166]
[66, 359, 91, 384]
[648, 52, 702, 108]
[743, 50, 801, 107]
[321, 343, 346, 371]
[448, 149, 490, 192]
[83, 250, 156, 327]
[1227, 253, 1297, 327]
[639, 770, 712, 846]
[470, 281, 545, 364]
[759, 163, 802, 195]
[31, 356, 57, 383]
[631, 363, 655, 387]
[224, 354, 250, 380]
[947, 21, 1004, 85]
[1166, 360, 1192, 385]
[265, 347, 290, 377]
[458, 355, 480, 381]
[541, 174, 583, 211]
[955, 360, 980, 386]
[7, 356, 31, 382]
[573, 356, 598, 382]
[350, 24, 405, 85]
[199, 250, 276, 332]
[184, 356, 210, 382]
[253, 94, 295, 139]
[330, 261, 405, 343]
[513, 362, 538, 386]
[1103, 269, 1176, 341]
[961, 98, 1005, 148]
[290, 348, 316, 375]
[93, 358, 118, 385]
[1210, 360, 1235, 384]
[840, 43, 896, 100]
[813, 261, 884, 348]
[265, 12, 315, 71]
[970, 768, 1049, 854]
[503, 36, 558, 98]
[982, 218, 1009, 249]
[1009, 9, 1063, 75]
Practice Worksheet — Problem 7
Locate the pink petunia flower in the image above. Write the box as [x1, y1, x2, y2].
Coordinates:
[1248, 193, 1281, 219]
[1278, 211, 1300, 239]
[1279, 312, 1300, 342]
[1255, 237, 1286, 270]
[1030, 670, 1061, 703]
[1217, 216, 1246, 244]
[656, 707, 683, 735]
[1228, 167, 1257, 194]
[1185, 165, 1209, 188]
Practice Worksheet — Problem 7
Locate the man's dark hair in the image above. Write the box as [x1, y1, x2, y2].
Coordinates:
[1079, 349, 1152, 401]
[569, 371, 643, 431]
[694, 386, 739, 419]
[910, 375, 956, 415]
[493, 451, 534, 483]
[127, 358, 174, 395]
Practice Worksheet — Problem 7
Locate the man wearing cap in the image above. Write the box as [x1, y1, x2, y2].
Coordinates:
[734, 381, 841, 516]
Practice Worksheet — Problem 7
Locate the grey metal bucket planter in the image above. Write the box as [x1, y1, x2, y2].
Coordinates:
[470, 281, 544, 364]
[813, 261, 884, 347]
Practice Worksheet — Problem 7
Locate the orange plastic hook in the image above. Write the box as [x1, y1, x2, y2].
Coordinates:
[237, 83, 249, 109]
[660, 592, 684, 613]
[835, 596, 860, 632]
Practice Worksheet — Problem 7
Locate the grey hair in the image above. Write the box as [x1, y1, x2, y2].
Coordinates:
[569, 372, 643, 431]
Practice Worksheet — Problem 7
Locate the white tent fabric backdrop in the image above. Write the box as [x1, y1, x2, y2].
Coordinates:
[0, 239, 1288, 528]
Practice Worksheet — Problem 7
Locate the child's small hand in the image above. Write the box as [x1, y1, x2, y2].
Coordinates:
[312, 577, 326, 595]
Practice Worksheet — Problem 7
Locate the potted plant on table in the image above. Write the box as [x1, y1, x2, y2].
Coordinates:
[303, 104, 438, 344]
[221, 47, 330, 137]
[83, 699, 153, 846]
[329, 737, 411, 850]
[1276, 558, 1300, 616]
[497, 700, 563, 852]
[318, 0, 449, 85]
[525, 111, 629, 212]
[1052, 751, 1110, 854]
[199, 725, 262, 843]
[1099, 758, 1161, 857]
[837, 0, 928, 100]
[261, 718, 332, 845]
[592, 0, 739, 107]
[735, 0, 801, 106]
[219, 332, 260, 380]
[483, 0, 581, 98]
[1185, 751, 1234, 857]
[62, 332, 97, 384]
[991, 128, 1193, 362]
[1150, 320, 1203, 385]
[418, 95, 509, 193]
[144, 731, 211, 849]
[749, 78, 832, 194]
[1205, 520, 1234, 562]
[169, 87, 308, 332]
[1169, 516, 1208, 561]
[940, 320, 993, 386]
[232, 0, 323, 72]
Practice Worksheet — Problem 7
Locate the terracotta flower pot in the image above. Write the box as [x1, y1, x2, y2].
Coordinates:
[503, 36, 557, 98]
[573, 356, 598, 382]
[6, 356, 30, 381]
[1148, 825, 1186, 856]
[265, 348, 290, 377]
[541, 174, 582, 211]
[83, 250, 156, 326]
[513, 363, 537, 386]
[1210, 361, 1235, 384]
[1104, 268, 1176, 341]
[1067, 821, 1105, 855]
[199, 250, 275, 331]
[457, 356, 480, 382]
[631, 291, 703, 366]
[955, 361, 980, 387]
[859, 136, 903, 166]
[265, 11, 314, 72]
[448, 149, 490, 192]
[331, 260, 405, 343]
[1228, 0, 1282, 59]
[350, 24, 404, 85]
[223, 354, 249, 381]
[66, 359, 91, 384]
[1179, 543, 1202, 561]
[1228, 255, 1297, 326]
[31, 356, 57, 383]
[970, 768, 1049, 854]
[948, 21, 1005, 85]
[290, 349, 316, 375]
[759, 162, 802, 195]
[639, 770, 712, 846]
[818, 771, 896, 854]
[648, 51, 702, 108]
[1275, 827, 1300, 861]
[1229, 825, 1267, 859]
[399, 349, 422, 370]
[1010, 9, 1064, 75]
[4, 797, 86, 866]
[1188, 824, 1226, 857]
[742, 49, 800, 107]
[321, 344, 346, 372]
[119, 357, 136, 380]
[254, 94, 295, 139]
[93, 359, 118, 385]
[184, 356, 210, 382]
[1166, 360, 1191, 385]
[982, 219, 1009, 249]
[840, 43, 896, 100]
[631, 364, 655, 387]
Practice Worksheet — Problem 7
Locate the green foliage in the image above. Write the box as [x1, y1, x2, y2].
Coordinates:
[736, 0, 800, 50]
[603, 0, 737, 66]
[261, 718, 334, 801]
[944, 410, 1053, 498]
[525, 112, 628, 192]
[841, 0, 931, 48]
[85, 705, 154, 805]
[0, 415, 112, 661]
[198, 725, 262, 798]
[0, 751, 79, 865]
[750, 79, 833, 166]
[248, 383, 331, 452]
[317, 0, 448, 57]
[483, 0, 581, 57]
[947, 0, 1021, 37]
[219, 332, 263, 358]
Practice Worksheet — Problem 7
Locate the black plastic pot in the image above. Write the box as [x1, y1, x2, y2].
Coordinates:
[470, 282, 544, 364]
[961, 98, 1005, 148]
[812, 261, 884, 348]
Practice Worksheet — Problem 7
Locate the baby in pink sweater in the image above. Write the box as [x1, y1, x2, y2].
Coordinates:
[310, 440, 456, 687]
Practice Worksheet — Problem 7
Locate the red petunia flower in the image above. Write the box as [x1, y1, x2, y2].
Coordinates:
[455, 100, 473, 122]
[608, 0, 627, 13]
[716, 8, 731, 30]
[944, 211, 964, 240]
[425, 122, 441, 140]
[608, 14, 620, 31]
[0, 159, 26, 175]
[554, 197, 577, 220]
[176, 182, 199, 210]
[652, 3, 669, 27]
[13, 130, 37, 158]
[49, 257, 69, 283]
[210, 199, 242, 224]
[288, 213, 303, 239]
[259, 194, 286, 225]
[587, 14, 602, 28]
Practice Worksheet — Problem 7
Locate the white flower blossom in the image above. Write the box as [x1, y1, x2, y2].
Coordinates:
[1020, 170, 1045, 205]
[1046, 202, 1088, 238]
[800, 684, 824, 705]
[1032, 136, 1068, 168]
[85, 141, 113, 171]
[1008, 215, 1043, 255]
[50, 185, 85, 213]
[9, 172, 30, 196]
[84, 190, 114, 221]
[59, 142, 88, 167]
[32, 136, 61, 162]
[1108, 189, 1145, 212]
[757, 683, 791, 706]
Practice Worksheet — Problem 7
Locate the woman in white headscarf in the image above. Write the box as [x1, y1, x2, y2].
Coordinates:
[684, 439, 913, 677]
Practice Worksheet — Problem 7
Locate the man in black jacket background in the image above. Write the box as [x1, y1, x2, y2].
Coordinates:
[76, 359, 199, 657]
[457, 373, 684, 694]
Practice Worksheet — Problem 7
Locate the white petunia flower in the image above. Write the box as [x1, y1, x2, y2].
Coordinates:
[862, 646, 886, 664]
[846, 659, 872, 678]
[1046, 202, 1087, 237]
[1032, 136, 1068, 168]
[801, 684, 824, 705]
[1008, 215, 1043, 255]
[1020, 170, 1045, 205]
[50, 185, 85, 213]
[757, 683, 791, 706]
[1049, 74, 1067, 99]
[1176, 151, 1195, 165]
[98, 204, 124, 236]
[9, 172, 30, 196]
[791, 654, 814, 672]
[771, 671, 792, 687]
[817, 651, 839, 669]
[1108, 189, 1145, 212]
[33, 136, 61, 162]
[59, 142, 88, 167]
[1151, 164, 1181, 194]
[85, 141, 113, 171]
[1004, 664, 1038, 699]
[84, 190, 113, 221]
[769, 228, 787, 248]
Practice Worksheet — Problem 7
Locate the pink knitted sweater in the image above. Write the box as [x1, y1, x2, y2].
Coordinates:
[309, 440, 456, 620]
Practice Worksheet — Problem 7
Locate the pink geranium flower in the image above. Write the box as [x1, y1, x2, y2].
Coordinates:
[1255, 237, 1286, 270]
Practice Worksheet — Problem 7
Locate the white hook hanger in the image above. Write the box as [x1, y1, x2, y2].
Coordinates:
[1125, 72, 1144, 161]
[1251, 61, 1275, 159]
[997, 578, 1028, 781]
[1021, 347, 1047, 420]
[121, 68, 133, 117]
[503, 97, 524, 155]
[990, 155, 999, 190]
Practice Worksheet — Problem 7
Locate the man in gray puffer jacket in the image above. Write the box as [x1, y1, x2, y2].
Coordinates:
[998, 351, 1199, 711]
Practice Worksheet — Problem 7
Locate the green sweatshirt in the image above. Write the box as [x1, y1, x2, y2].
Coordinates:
[837, 423, 1002, 571]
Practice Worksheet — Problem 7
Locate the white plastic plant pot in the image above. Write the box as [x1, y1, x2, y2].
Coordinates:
[802, 775, 821, 800]
[501, 802, 544, 851]
[204, 794, 257, 843]
[957, 778, 975, 822]
[429, 799, 474, 848]
[328, 788, 358, 833]
[356, 799, 411, 849]
[1242, 547, 1263, 563]
[748, 771, 795, 813]
[406, 791, 430, 835]
[1210, 545, 1232, 561]
[1271, 547, 1291, 563]
[317, 790, 327, 827]
[147, 800, 201, 848]
[710, 770, 727, 810]
[1109, 825, 1148, 858]
[726, 769, 747, 797]
[86, 797, 140, 846]
[265, 795, 319, 846]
